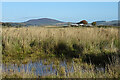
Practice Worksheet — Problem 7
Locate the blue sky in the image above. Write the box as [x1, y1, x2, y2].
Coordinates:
[2, 2, 118, 23]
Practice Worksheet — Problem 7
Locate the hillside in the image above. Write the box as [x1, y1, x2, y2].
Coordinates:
[23, 18, 64, 26]
[1, 19, 120, 27]
[96, 20, 119, 26]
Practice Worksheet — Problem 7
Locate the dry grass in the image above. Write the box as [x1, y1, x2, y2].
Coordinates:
[2, 27, 119, 62]
[2, 27, 118, 54]
[2, 26, 120, 78]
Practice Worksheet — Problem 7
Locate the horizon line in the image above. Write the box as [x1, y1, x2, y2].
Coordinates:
[1, 17, 118, 23]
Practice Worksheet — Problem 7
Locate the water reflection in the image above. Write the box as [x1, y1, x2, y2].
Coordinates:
[2, 60, 74, 76]
[2, 60, 105, 76]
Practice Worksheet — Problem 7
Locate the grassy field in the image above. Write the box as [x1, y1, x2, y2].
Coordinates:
[2, 26, 120, 78]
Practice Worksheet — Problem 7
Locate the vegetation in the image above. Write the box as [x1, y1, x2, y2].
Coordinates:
[2, 57, 120, 78]
[2, 23, 12, 27]
[91, 22, 97, 26]
[2, 26, 120, 78]
[77, 20, 88, 25]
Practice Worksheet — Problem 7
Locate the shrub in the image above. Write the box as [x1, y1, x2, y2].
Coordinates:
[91, 22, 96, 26]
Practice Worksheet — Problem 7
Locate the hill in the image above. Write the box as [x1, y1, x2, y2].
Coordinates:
[96, 20, 119, 26]
[23, 18, 64, 26]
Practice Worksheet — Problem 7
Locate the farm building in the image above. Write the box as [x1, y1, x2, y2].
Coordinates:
[71, 23, 79, 27]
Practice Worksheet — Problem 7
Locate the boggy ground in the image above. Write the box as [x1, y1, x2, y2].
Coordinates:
[2, 26, 120, 78]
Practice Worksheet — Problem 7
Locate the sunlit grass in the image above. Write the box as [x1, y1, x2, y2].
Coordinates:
[2, 26, 120, 78]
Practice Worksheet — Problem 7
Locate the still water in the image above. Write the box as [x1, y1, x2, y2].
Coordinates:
[2, 60, 104, 76]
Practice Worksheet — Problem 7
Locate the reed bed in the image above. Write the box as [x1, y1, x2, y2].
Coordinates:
[2, 27, 119, 62]
[2, 26, 120, 78]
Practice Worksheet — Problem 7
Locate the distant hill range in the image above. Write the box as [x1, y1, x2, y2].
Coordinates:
[23, 18, 64, 26]
[96, 20, 120, 26]
[1, 18, 66, 27]
[1, 18, 120, 27]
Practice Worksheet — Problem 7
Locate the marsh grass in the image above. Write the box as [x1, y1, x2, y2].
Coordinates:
[3, 57, 120, 78]
[2, 69, 38, 78]
[2, 26, 120, 78]
[2, 27, 119, 63]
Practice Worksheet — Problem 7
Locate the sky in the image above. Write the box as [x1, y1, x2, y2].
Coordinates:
[2, 2, 118, 23]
